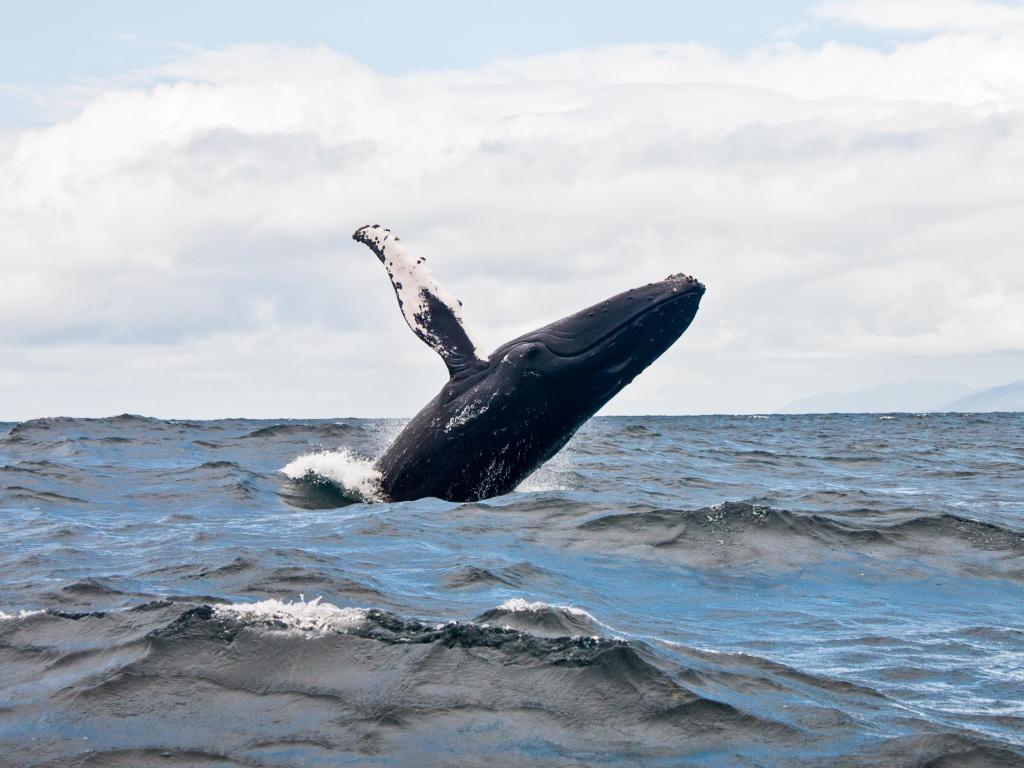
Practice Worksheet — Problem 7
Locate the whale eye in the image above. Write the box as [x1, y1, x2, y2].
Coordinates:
[520, 346, 543, 365]
[515, 343, 546, 367]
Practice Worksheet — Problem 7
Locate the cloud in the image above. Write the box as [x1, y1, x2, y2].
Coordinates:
[1, 33, 1023, 417]
[814, 0, 1024, 32]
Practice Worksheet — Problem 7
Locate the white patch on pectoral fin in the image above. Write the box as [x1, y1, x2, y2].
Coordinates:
[353, 225, 487, 376]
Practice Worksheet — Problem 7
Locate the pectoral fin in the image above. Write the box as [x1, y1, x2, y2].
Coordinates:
[353, 224, 488, 377]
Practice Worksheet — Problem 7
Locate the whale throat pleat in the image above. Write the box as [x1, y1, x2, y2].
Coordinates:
[353, 224, 487, 377]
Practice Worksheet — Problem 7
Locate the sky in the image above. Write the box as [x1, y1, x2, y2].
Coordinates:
[2, 0, 1023, 419]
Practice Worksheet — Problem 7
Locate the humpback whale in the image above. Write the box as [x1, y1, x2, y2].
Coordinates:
[353, 224, 705, 502]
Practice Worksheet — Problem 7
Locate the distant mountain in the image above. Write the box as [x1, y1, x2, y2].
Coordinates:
[944, 379, 1024, 412]
[782, 381, 972, 414]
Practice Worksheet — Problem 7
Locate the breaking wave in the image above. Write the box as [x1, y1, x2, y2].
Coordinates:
[474, 598, 608, 637]
[4, 597, 1019, 766]
[279, 449, 383, 505]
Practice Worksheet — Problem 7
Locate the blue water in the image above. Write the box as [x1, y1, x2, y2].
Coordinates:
[1, 413, 1022, 766]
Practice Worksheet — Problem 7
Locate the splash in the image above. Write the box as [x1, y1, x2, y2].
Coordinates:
[280, 449, 383, 503]
[213, 596, 367, 633]
[516, 448, 576, 493]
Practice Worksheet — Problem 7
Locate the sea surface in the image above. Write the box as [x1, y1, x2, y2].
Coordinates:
[1, 413, 1022, 767]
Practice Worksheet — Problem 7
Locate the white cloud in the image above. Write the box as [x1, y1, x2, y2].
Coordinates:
[1, 33, 1023, 418]
[814, 0, 1024, 32]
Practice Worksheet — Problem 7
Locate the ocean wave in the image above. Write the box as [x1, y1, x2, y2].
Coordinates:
[442, 561, 546, 590]
[279, 449, 382, 505]
[0, 459, 68, 476]
[54, 577, 133, 598]
[0, 599, 791, 765]
[169, 555, 385, 604]
[162, 599, 644, 670]
[580, 502, 1024, 548]
[242, 567, 384, 602]
[474, 598, 606, 638]
[0, 486, 88, 504]
[198, 596, 611, 644]
[240, 422, 364, 440]
[569, 502, 1024, 577]
[2, 414, 159, 440]
[212, 596, 368, 633]
[4, 416, 79, 438]
[4, 599, 1022, 765]
[0, 608, 46, 620]
[835, 733, 1024, 767]
[443, 565, 516, 589]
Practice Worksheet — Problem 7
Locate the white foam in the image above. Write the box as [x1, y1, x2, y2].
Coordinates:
[496, 598, 592, 619]
[213, 596, 367, 633]
[281, 449, 382, 502]
[0, 609, 45, 621]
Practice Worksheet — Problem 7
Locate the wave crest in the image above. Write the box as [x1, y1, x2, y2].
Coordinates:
[280, 449, 382, 505]
[474, 598, 606, 638]
[212, 596, 368, 633]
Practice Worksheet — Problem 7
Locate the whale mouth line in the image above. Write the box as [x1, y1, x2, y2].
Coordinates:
[534, 286, 702, 361]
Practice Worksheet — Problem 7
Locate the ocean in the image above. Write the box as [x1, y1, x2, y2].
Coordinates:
[1, 413, 1022, 766]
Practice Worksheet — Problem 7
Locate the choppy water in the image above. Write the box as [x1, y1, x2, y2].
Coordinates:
[1, 413, 1022, 767]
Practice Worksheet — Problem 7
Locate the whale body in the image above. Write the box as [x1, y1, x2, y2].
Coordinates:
[353, 224, 705, 502]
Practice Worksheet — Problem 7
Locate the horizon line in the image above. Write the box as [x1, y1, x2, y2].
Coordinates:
[3, 410, 1021, 424]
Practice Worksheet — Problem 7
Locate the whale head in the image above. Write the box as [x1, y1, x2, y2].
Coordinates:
[488, 273, 706, 412]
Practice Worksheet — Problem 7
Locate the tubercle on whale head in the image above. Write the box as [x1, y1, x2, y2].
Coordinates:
[664, 272, 705, 292]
